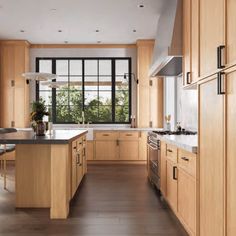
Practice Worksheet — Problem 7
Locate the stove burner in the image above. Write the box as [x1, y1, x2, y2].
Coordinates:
[153, 130, 197, 135]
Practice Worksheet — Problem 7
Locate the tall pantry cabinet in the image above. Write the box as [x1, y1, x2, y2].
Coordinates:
[0, 40, 30, 128]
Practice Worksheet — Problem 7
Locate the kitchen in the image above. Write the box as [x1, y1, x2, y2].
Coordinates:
[0, 0, 234, 235]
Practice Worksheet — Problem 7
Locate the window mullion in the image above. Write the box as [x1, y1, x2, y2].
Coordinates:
[112, 59, 116, 123]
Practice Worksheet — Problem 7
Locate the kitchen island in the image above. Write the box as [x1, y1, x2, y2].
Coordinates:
[0, 129, 88, 219]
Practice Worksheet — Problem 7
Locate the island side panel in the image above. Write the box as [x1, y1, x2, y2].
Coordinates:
[15, 144, 51, 207]
[50, 144, 70, 219]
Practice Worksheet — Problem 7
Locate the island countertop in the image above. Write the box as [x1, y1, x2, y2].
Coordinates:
[0, 129, 88, 144]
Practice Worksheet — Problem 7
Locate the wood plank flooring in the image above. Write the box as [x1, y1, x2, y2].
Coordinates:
[0, 162, 188, 236]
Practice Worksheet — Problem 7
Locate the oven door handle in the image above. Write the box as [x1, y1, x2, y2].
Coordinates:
[148, 143, 158, 150]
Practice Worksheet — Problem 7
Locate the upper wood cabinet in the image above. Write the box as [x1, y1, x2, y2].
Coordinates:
[136, 40, 154, 128]
[0, 40, 30, 128]
[198, 0, 236, 79]
[199, 76, 225, 236]
[183, 0, 199, 86]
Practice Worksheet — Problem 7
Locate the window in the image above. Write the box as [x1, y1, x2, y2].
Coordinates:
[36, 58, 131, 124]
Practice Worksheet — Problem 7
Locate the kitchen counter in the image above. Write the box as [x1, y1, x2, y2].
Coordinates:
[0, 130, 88, 144]
[158, 134, 198, 153]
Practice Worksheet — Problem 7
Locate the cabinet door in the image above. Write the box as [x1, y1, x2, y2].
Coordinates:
[226, 0, 236, 66]
[119, 140, 139, 160]
[166, 160, 178, 213]
[139, 132, 147, 161]
[226, 67, 236, 236]
[86, 141, 94, 161]
[191, 0, 199, 83]
[76, 149, 83, 186]
[71, 142, 77, 197]
[183, 0, 191, 86]
[199, 77, 224, 236]
[95, 141, 118, 160]
[160, 142, 167, 197]
[199, 0, 224, 77]
[178, 169, 196, 235]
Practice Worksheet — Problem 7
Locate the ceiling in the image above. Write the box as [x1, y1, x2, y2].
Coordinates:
[0, 0, 164, 44]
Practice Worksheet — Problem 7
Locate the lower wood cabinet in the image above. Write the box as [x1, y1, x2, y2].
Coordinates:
[94, 131, 144, 161]
[178, 168, 196, 235]
[71, 135, 87, 198]
[161, 141, 197, 235]
[166, 160, 178, 213]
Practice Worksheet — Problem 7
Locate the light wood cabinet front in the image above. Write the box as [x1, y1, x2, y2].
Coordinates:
[166, 160, 178, 213]
[226, 67, 236, 236]
[178, 168, 196, 235]
[199, 0, 225, 77]
[119, 141, 139, 160]
[160, 141, 167, 197]
[199, 76, 224, 236]
[95, 141, 118, 160]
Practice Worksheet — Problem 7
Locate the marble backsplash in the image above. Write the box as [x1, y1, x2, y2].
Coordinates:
[176, 76, 198, 131]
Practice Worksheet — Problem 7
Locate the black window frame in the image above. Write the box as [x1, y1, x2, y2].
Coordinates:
[36, 57, 132, 124]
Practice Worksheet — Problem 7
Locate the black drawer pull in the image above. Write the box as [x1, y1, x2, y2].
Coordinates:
[125, 134, 133, 136]
[217, 72, 225, 95]
[186, 72, 191, 84]
[102, 134, 109, 136]
[181, 157, 189, 162]
[167, 149, 173, 153]
[173, 166, 178, 180]
[217, 45, 225, 69]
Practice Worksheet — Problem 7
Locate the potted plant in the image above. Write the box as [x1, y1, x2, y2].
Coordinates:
[30, 99, 49, 136]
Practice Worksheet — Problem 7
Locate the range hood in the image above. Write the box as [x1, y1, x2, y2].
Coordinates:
[149, 0, 183, 77]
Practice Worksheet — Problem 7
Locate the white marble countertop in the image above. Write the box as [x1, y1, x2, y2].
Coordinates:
[158, 134, 198, 154]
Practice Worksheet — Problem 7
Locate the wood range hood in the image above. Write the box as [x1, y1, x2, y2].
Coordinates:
[149, 0, 183, 77]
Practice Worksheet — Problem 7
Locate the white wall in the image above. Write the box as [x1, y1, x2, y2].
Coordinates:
[29, 47, 137, 117]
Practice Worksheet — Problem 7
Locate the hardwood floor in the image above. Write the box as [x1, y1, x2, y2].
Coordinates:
[0, 162, 188, 236]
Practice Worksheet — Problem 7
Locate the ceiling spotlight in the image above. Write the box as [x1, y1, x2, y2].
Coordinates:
[20, 30, 25, 33]
[64, 41, 68, 44]
[95, 29, 100, 33]
[97, 41, 101, 44]
[50, 8, 57, 11]
[58, 30, 62, 33]
[138, 4, 144, 8]
[133, 29, 137, 33]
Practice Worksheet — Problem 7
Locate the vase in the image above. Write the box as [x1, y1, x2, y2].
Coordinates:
[35, 121, 45, 136]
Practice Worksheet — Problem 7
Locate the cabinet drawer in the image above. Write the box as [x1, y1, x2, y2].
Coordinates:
[76, 137, 83, 150]
[72, 140, 77, 150]
[178, 149, 196, 177]
[95, 131, 118, 140]
[119, 131, 139, 140]
[166, 144, 178, 163]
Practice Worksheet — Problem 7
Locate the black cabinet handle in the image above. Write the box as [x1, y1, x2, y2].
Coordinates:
[217, 72, 225, 95]
[181, 157, 189, 162]
[173, 166, 177, 180]
[217, 45, 225, 69]
[186, 72, 191, 84]
[167, 149, 173, 153]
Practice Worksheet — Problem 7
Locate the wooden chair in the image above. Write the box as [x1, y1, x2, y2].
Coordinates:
[0, 128, 17, 189]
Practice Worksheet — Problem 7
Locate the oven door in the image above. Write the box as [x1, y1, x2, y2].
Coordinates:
[147, 142, 160, 189]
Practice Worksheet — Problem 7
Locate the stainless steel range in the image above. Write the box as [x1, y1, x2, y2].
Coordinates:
[147, 130, 197, 190]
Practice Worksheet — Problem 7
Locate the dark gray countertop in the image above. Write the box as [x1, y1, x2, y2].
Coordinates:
[0, 130, 88, 144]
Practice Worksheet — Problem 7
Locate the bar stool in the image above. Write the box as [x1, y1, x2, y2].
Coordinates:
[0, 128, 17, 189]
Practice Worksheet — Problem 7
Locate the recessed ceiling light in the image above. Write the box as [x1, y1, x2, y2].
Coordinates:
[64, 41, 68, 44]
[97, 41, 101, 44]
[138, 4, 144, 8]
[95, 29, 100, 33]
[50, 8, 57, 11]
[58, 30, 62, 33]
[133, 29, 137, 33]
[20, 30, 25, 33]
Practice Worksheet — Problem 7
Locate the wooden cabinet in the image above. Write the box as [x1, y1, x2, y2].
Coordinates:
[160, 141, 167, 197]
[178, 168, 196, 235]
[95, 141, 118, 160]
[0, 40, 30, 128]
[199, 0, 224, 78]
[94, 131, 142, 161]
[86, 141, 94, 160]
[183, 0, 199, 86]
[136, 40, 155, 128]
[199, 76, 224, 236]
[166, 160, 178, 213]
[71, 135, 87, 198]
[139, 131, 147, 161]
